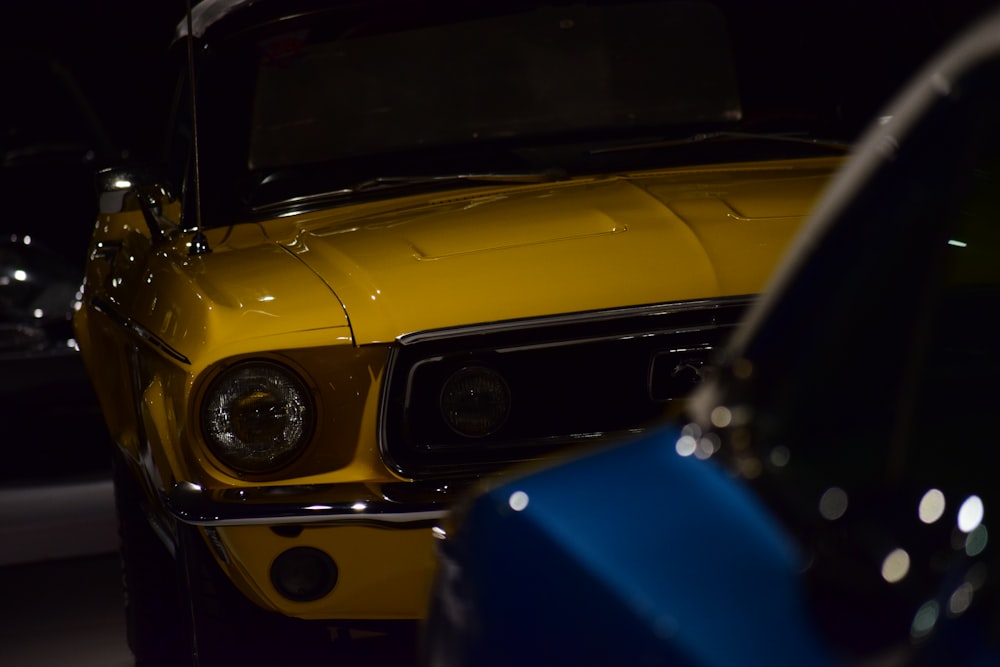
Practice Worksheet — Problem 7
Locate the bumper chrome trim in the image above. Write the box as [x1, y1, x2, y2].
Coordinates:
[166, 480, 451, 528]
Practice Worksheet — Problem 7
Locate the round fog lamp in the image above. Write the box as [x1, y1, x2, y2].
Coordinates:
[440, 366, 510, 437]
[270, 547, 338, 602]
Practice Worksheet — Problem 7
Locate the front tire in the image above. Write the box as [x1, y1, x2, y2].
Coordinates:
[112, 451, 185, 666]
[114, 453, 333, 665]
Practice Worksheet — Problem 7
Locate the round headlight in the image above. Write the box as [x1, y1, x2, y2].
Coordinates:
[440, 366, 510, 438]
[201, 361, 315, 474]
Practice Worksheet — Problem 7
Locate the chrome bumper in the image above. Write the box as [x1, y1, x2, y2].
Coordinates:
[165, 479, 463, 528]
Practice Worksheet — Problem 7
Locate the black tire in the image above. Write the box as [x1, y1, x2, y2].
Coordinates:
[112, 451, 185, 666]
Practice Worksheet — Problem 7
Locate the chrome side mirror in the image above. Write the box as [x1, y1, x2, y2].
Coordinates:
[96, 166, 179, 242]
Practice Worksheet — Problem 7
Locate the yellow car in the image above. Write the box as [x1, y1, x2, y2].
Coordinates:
[74, 0, 845, 663]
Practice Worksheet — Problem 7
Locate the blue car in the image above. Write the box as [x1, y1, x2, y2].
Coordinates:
[422, 6, 1000, 666]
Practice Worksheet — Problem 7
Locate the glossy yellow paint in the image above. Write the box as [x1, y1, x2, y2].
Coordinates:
[209, 523, 437, 620]
[268, 157, 840, 344]
[75, 155, 842, 620]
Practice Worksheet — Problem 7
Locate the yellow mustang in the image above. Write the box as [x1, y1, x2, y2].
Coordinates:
[74, 0, 845, 663]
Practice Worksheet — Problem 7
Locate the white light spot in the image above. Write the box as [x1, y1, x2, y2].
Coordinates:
[882, 548, 911, 583]
[948, 583, 975, 617]
[13, 269, 27, 282]
[114, 179, 132, 189]
[681, 422, 702, 439]
[911, 600, 939, 638]
[694, 438, 715, 460]
[918, 489, 946, 524]
[697, 434, 720, 458]
[958, 496, 984, 533]
[710, 406, 732, 428]
[350, 502, 367, 511]
[432, 526, 447, 540]
[509, 491, 529, 512]
[965, 524, 988, 557]
[675, 435, 697, 457]
[769, 446, 791, 468]
[948, 239, 968, 248]
[819, 487, 849, 521]
[33, 309, 44, 319]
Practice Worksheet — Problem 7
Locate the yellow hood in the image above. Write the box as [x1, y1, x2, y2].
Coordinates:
[272, 157, 840, 344]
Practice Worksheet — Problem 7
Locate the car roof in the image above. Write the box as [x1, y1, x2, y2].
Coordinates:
[174, 0, 462, 42]
[174, 0, 253, 40]
[174, 0, 344, 42]
[174, 0, 655, 43]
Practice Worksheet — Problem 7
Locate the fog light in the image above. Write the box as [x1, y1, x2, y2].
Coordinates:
[270, 547, 338, 602]
[440, 366, 510, 437]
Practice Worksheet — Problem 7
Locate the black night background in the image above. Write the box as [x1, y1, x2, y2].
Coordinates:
[3, 0, 999, 161]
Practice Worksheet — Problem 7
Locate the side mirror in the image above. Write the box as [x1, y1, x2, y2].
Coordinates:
[96, 166, 179, 242]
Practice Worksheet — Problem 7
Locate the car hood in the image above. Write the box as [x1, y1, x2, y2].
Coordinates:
[269, 157, 840, 344]
[430, 427, 834, 667]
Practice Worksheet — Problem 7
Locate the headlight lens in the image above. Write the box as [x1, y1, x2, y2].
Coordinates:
[440, 366, 510, 438]
[201, 360, 315, 474]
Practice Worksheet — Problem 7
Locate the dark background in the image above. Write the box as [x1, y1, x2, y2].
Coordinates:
[3, 1, 183, 160]
[4, 0, 1000, 162]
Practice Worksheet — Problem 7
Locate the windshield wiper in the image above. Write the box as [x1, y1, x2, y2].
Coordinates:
[350, 167, 569, 192]
[588, 131, 851, 155]
[254, 168, 569, 214]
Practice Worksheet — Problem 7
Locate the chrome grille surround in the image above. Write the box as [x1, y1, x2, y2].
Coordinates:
[378, 296, 753, 479]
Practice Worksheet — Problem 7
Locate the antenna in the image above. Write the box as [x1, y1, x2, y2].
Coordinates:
[186, 0, 211, 256]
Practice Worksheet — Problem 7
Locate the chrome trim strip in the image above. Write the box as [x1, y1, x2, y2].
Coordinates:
[91, 296, 191, 365]
[378, 295, 753, 475]
[493, 327, 717, 355]
[166, 481, 449, 527]
[394, 296, 752, 346]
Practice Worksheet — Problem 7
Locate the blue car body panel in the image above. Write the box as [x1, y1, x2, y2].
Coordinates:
[435, 427, 834, 666]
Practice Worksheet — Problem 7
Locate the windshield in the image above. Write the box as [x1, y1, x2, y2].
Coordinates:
[247, 3, 739, 169]
[182, 1, 843, 226]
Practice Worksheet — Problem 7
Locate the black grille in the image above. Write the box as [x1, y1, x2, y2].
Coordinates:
[379, 296, 752, 478]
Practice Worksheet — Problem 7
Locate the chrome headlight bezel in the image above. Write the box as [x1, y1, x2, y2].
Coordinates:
[200, 359, 316, 474]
